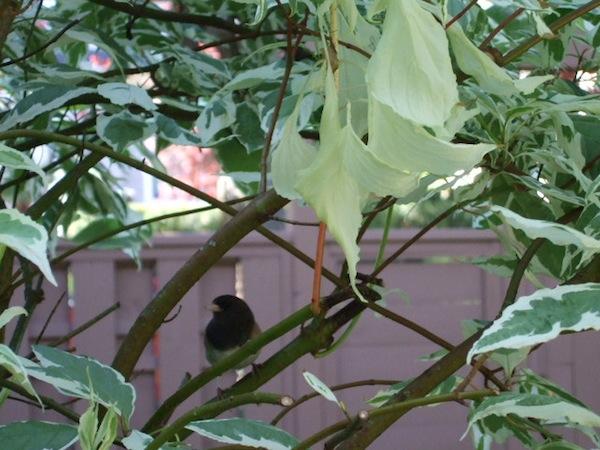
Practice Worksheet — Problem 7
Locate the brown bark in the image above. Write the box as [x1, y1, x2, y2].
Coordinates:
[0, 0, 19, 59]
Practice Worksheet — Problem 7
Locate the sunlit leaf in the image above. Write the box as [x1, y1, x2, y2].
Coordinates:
[367, 0, 458, 127]
[368, 98, 495, 175]
[0, 209, 56, 285]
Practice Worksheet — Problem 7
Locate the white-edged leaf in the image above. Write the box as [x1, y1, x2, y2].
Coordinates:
[96, 110, 157, 151]
[0, 209, 56, 285]
[303, 371, 344, 411]
[465, 393, 600, 438]
[195, 94, 237, 146]
[98, 82, 157, 111]
[0, 421, 78, 450]
[155, 113, 202, 146]
[468, 283, 600, 362]
[367, 0, 458, 127]
[0, 306, 27, 330]
[0, 344, 40, 404]
[491, 206, 600, 262]
[368, 98, 494, 175]
[0, 85, 96, 132]
[26, 345, 136, 421]
[0, 143, 46, 181]
[222, 62, 284, 91]
[186, 418, 298, 450]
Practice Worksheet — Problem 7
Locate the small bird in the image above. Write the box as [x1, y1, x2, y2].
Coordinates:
[204, 295, 261, 376]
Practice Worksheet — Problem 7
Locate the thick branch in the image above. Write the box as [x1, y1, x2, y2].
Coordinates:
[112, 190, 288, 378]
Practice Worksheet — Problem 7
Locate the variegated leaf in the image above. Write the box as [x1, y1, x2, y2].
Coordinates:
[0, 209, 56, 285]
[468, 283, 600, 362]
[186, 418, 299, 450]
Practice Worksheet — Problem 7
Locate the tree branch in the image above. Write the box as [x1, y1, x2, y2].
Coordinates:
[87, 0, 248, 34]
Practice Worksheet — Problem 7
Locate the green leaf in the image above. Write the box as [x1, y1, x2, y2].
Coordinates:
[155, 113, 202, 146]
[96, 406, 118, 450]
[186, 418, 299, 449]
[0, 306, 27, 330]
[26, 345, 136, 421]
[0, 344, 40, 404]
[78, 402, 98, 450]
[98, 82, 157, 111]
[0, 85, 96, 132]
[466, 393, 600, 436]
[96, 110, 157, 151]
[0, 209, 56, 285]
[222, 62, 284, 91]
[0, 421, 78, 450]
[232, 0, 268, 25]
[467, 283, 600, 361]
[195, 94, 236, 146]
[0, 143, 46, 181]
[302, 371, 345, 411]
[367, 0, 458, 127]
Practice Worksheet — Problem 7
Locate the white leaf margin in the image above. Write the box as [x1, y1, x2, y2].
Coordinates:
[0, 209, 56, 285]
[186, 418, 298, 450]
[467, 283, 600, 362]
[464, 393, 600, 439]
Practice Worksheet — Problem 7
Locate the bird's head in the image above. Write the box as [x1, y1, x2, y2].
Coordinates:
[209, 295, 252, 319]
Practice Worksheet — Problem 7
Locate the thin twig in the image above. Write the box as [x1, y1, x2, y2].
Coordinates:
[500, 0, 600, 65]
[0, 18, 82, 67]
[268, 215, 320, 226]
[365, 302, 506, 390]
[445, 0, 478, 29]
[271, 379, 398, 425]
[295, 390, 496, 450]
[479, 7, 525, 50]
[41, 302, 120, 351]
[34, 291, 66, 344]
[0, 379, 79, 422]
[259, 13, 305, 192]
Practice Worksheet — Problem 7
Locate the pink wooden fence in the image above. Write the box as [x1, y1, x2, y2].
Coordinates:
[1, 210, 599, 449]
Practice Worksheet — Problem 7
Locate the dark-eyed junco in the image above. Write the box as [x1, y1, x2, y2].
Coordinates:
[204, 295, 261, 372]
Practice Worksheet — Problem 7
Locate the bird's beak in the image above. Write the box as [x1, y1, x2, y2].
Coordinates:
[207, 303, 222, 312]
